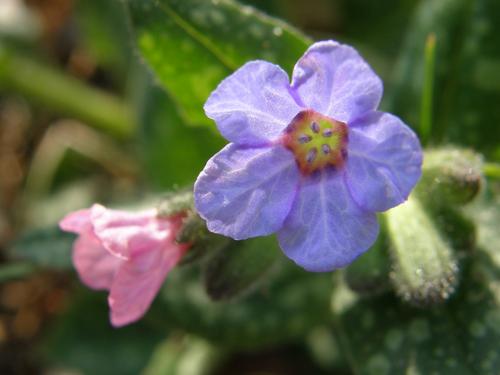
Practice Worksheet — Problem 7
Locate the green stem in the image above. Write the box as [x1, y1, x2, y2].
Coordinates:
[420, 33, 436, 145]
[0, 45, 134, 139]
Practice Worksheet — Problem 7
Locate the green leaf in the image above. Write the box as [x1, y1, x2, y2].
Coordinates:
[334, 183, 500, 374]
[154, 260, 332, 349]
[76, 0, 131, 78]
[466, 183, 500, 266]
[344, 222, 390, 296]
[332, 261, 500, 375]
[136, 75, 224, 188]
[126, 0, 310, 127]
[9, 226, 74, 270]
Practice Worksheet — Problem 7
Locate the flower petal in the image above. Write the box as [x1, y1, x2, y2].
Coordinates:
[291, 40, 383, 123]
[90, 204, 169, 260]
[277, 169, 379, 272]
[194, 144, 299, 240]
[345, 112, 422, 212]
[72, 229, 122, 290]
[204, 61, 301, 145]
[108, 240, 186, 327]
[59, 209, 91, 234]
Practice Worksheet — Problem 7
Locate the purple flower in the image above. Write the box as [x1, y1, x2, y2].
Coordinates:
[194, 40, 422, 272]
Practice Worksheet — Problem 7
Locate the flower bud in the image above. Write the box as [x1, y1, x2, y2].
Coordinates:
[385, 196, 458, 305]
[176, 213, 231, 265]
[203, 236, 280, 301]
[417, 148, 482, 206]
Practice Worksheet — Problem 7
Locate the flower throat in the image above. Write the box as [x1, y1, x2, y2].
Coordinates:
[282, 110, 348, 174]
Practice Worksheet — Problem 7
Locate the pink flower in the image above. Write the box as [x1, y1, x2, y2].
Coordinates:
[59, 204, 188, 327]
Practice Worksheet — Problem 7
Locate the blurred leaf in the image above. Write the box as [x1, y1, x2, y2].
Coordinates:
[154, 257, 332, 350]
[42, 289, 163, 375]
[76, 0, 131, 78]
[9, 226, 74, 270]
[388, 0, 469, 131]
[344, 223, 390, 296]
[341, 0, 420, 55]
[203, 235, 280, 300]
[136, 75, 224, 188]
[388, 0, 500, 158]
[126, 0, 310, 127]
[467, 183, 500, 266]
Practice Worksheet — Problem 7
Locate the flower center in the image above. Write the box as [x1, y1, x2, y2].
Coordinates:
[282, 110, 348, 174]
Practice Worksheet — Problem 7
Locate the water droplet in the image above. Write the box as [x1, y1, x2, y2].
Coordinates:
[272, 26, 283, 36]
[242, 5, 253, 15]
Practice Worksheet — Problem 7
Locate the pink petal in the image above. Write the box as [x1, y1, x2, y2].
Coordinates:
[72, 228, 123, 290]
[108, 221, 187, 327]
[90, 204, 169, 260]
[59, 209, 92, 234]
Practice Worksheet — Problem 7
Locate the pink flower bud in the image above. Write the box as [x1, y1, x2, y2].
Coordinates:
[60, 204, 188, 327]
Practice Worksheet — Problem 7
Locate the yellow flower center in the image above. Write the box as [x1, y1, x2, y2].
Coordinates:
[283, 110, 348, 174]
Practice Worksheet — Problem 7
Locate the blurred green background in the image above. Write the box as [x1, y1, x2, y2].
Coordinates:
[0, 0, 499, 374]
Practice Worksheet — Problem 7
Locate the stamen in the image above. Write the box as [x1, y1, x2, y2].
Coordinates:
[298, 134, 312, 144]
[306, 148, 317, 164]
[323, 128, 333, 137]
[310, 122, 320, 133]
[321, 144, 331, 155]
